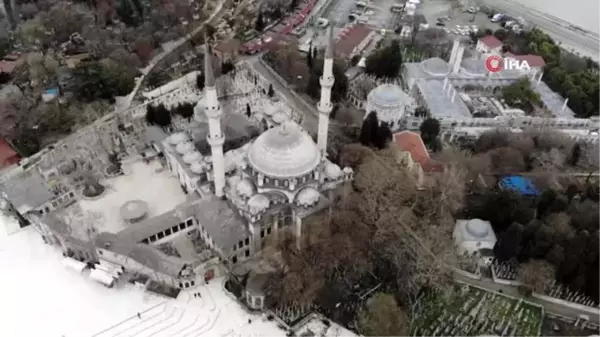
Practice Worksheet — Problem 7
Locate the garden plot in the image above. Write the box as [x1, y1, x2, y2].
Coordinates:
[411, 284, 543, 336]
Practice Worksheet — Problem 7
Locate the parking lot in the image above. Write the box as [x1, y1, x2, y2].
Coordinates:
[418, 0, 503, 38]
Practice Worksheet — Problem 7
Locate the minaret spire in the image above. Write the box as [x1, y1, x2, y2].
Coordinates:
[204, 35, 215, 87]
[316, 25, 335, 154]
[203, 38, 225, 197]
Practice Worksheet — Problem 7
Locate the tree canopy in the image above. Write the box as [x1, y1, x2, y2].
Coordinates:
[357, 293, 409, 336]
[365, 40, 403, 78]
[500, 78, 541, 113]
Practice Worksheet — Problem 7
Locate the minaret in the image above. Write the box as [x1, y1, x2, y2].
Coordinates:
[203, 41, 226, 197]
[317, 25, 335, 154]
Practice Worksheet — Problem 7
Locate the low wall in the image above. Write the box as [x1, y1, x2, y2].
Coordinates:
[142, 71, 201, 100]
[453, 268, 482, 280]
[533, 293, 600, 317]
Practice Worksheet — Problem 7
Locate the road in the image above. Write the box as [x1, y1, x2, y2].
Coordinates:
[123, 0, 231, 109]
[478, 0, 599, 61]
[454, 272, 600, 325]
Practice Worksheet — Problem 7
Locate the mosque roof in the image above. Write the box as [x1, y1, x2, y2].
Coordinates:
[367, 84, 411, 107]
[247, 121, 321, 178]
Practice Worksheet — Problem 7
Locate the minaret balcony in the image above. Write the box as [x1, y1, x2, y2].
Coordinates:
[318, 101, 333, 115]
[319, 76, 334, 88]
[205, 105, 222, 119]
[207, 133, 225, 146]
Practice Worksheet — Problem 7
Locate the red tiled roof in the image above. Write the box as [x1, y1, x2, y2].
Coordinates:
[479, 35, 502, 49]
[393, 131, 443, 173]
[511, 54, 546, 68]
[0, 60, 17, 74]
[334, 24, 372, 57]
[0, 137, 19, 169]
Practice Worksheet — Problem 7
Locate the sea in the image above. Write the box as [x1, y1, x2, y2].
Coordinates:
[511, 0, 600, 34]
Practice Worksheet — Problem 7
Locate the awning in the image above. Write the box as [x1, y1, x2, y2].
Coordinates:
[89, 268, 116, 287]
[62, 257, 87, 273]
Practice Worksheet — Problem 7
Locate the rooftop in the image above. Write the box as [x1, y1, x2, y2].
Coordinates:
[0, 137, 19, 169]
[479, 35, 503, 49]
[499, 175, 540, 196]
[75, 160, 188, 234]
[0, 169, 55, 213]
[335, 24, 372, 57]
[393, 131, 443, 173]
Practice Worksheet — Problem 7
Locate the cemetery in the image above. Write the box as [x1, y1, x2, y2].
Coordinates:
[491, 258, 518, 282]
[411, 284, 543, 336]
[543, 281, 599, 308]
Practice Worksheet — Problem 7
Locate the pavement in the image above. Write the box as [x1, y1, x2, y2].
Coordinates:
[454, 272, 600, 325]
[477, 0, 600, 61]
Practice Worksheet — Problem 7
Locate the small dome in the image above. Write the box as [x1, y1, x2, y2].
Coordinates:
[194, 98, 206, 122]
[176, 141, 195, 154]
[461, 59, 487, 76]
[421, 57, 450, 76]
[272, 112, 288, 124]
[248, 194, 270, 215]
[236, 178, 256, 198]
[183, 151, 202, 164]
[466, 219, 490, 238]
[169, 132, 188, 145]
[325, 163, 342, 180]
[343, 167, 353, 174]
[295, 188, 320, 207]
[190, 162, 204, 174]
[248, 121, 321, 178]
[264, 103, 277, 116]
[367, 84, 411, 107]
[204, 155, 213, 163]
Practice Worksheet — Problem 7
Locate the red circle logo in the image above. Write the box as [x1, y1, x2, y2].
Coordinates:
[485, 55, 503, 73]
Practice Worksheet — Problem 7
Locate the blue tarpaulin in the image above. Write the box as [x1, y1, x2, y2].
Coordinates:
[499, 175, 539, 196]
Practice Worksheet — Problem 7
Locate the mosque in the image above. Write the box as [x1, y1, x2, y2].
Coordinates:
[5, 31, 353, 291]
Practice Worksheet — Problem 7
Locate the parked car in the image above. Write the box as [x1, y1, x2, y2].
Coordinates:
[436, 22, 446, 27]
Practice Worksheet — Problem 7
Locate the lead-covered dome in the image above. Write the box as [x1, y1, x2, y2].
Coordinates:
[421, 57, 450, 76]
[295, 187, 320, 207]
[466, 219, 490, 238]
[367, 84, 411, 108]
[248, 121, 321, 178]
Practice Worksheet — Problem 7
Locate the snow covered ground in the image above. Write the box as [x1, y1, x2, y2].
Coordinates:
[0, 222, 356, 337]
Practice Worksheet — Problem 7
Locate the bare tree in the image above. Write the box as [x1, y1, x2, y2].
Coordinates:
[516, 259, 556, 293]
[357, 292, 409, 336]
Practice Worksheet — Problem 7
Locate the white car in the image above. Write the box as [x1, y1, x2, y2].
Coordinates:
[443, 28, 451, 33]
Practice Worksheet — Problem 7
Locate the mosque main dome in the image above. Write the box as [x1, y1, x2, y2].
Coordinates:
[247, 121, 321, 178]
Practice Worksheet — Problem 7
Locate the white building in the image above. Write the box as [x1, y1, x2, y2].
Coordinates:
[364, 84, 414, 129]
[401, 40, 600, 144]
[453, 219, 497, 261]
[476, 35, 503, 55]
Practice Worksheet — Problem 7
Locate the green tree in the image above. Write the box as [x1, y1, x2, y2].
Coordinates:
[500, 78, 541, 112]
[196, 72, 205, 90]
[246, 103, 251, 117]
[307, 45, 313, 69]
[419, 117, 440, 148]
[365, 40, 402, 78]
[357, 293, 409, 336]
[116, 0, 138, 26]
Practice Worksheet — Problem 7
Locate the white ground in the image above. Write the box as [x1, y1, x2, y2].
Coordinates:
[0, 223, 356, 337]
[77, 160, 188, 234]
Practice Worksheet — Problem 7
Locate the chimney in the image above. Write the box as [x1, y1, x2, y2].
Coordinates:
[452, 46, 464, 74]
[448, 40, 460, 65]
[561, 98, 569, 112]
